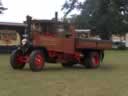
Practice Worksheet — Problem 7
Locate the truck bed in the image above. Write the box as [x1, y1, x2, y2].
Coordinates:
[76, 38, 112, 50]
[33, 36, 112, 54]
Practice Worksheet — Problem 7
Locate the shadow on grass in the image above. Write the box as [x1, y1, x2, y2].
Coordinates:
[21, 67, 86, 73]
[99, 63, 116, 71]
[20, 63, 116, 72]
[43, 66, 86, 72]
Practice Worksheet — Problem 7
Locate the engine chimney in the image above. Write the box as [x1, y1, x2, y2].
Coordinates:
[26, 15, 32, 40]
[55, 12, 58, 22]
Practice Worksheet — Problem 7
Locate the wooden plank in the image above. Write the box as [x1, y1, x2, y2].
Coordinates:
[96, 40, 112, 49]
[76, 38, 112, 50]
[33, 35, 75, 53]
[76, 39, 97, 49]
[63, 38, 75, 54]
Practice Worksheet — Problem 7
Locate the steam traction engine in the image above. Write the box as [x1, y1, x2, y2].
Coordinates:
[10, 16, 112, 72]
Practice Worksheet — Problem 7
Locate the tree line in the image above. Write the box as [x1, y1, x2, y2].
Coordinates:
[0, 0, 7, 14]
[62, 0, 128, 39]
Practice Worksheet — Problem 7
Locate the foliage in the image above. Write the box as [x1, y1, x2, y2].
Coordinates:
[0, 0, 7, 14]
[62, 0, 128, 39]
[61, 0, 82, 18]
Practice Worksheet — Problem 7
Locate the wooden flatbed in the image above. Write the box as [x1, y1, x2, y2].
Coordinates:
[32, 35, 112, 54]
[76, 38, 112, 49]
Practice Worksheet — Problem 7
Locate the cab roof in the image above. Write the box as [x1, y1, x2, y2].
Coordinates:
[0, 22, 27, 27]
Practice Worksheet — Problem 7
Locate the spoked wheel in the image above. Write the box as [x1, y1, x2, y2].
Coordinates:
[84, 52, 100, 68]
[29, 50, 45, 72]
[10, 50, 26, 69]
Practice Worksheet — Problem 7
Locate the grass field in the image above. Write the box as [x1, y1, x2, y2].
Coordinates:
[0, 50, 128, 96]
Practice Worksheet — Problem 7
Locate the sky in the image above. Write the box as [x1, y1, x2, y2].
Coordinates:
[0, 0, 82, 23]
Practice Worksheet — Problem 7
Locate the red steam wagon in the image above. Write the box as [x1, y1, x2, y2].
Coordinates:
[10, 15, 112, 72]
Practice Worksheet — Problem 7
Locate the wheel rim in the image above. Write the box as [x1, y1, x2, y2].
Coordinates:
[91, 53, 100, 66]
[34, 53, 44, 69]
[16, 53, 24, 64]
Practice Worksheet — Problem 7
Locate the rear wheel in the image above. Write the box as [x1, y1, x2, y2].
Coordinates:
[29, 50, 45, 72]
[10, 50, 26, 69]
[84, 52, 100, 68]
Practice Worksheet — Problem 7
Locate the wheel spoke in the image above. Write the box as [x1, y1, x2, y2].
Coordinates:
[16, 55, 24, 64]
[34, 53, 44, 69]
[92, 55, 99, 65]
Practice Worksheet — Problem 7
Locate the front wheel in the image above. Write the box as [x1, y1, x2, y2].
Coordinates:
[10, 50, 26, 69]
[29, 50, 45, 72]
[84, 52, 100, 68]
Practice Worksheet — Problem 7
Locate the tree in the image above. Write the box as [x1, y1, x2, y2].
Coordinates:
[62, 0, 128, 40]
[61, 0, 82, 18]
[0, 0, 7, 14]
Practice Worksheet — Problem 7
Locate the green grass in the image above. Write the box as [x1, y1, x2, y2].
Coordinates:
[0, 50, 128, 96]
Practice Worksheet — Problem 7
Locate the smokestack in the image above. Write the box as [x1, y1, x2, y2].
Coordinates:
[26, 15, 32, 40]
[55, 12, 58, 21]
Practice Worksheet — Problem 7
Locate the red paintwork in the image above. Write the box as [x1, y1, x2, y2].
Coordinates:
[44, 32, 56, 37]
[48, 51, 57, 58]
[74, 52, 81, 63]
[96, 40, 112, 49]
[16, 55, 25, 64]
[29, 21, 111, 65]
[48, 50, 80, 63]
[76, 39, 112, 49]
[32, 32, 111, 54]
[16, 55, 29, 64]
[91, 52, 100, 67]
[16, 55, 23, 64]
[34, 53, 44, 69]
[31, 30, 111, 64]
[33, 36, 75, 54]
